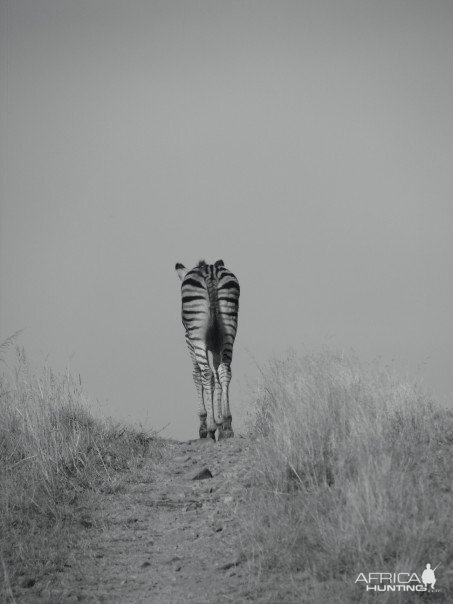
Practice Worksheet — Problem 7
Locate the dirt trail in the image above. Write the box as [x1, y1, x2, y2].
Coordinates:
[21, 437, 257, 603]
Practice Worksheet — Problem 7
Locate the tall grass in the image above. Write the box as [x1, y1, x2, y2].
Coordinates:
[0, 345, 161, 600]
[243, 350, 452, 603]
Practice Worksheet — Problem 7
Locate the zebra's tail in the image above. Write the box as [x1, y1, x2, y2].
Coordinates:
[205, 314, 224, 355]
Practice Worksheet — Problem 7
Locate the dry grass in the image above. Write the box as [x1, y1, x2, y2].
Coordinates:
[0, 345, 162, 601]
[242, 350, 453, 603]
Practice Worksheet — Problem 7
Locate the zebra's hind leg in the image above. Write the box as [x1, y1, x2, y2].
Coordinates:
[218, 362, 234, 439]
[200, 365, 217, 439]
[217, 415, 234, 439]
[213, 366, 223, 440]
[199, 413, 208, 439]
[199, 418, 215, 439]
[193, 370, 208, 438]
[188, 340, 208, 439]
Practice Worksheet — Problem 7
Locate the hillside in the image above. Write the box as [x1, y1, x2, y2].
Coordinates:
[1, 349, 452, 603]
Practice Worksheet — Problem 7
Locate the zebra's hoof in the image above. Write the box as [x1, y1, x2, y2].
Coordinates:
[208, 430, 216, 441]
[218, 428, 234, 439]
[199, 428, 208, 439]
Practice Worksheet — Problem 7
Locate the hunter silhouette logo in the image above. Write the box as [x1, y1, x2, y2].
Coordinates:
[355, 562, 441, 593]
[421, 563, 438, 589]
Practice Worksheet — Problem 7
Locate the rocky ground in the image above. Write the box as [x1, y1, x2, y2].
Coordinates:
[16, 436, 260, 603]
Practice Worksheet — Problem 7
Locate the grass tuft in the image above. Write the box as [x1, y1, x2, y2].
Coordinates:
[0, 345, 162, 599]
[242, 350, 453, 603]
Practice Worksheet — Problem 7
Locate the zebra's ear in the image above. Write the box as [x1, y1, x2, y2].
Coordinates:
[175, 263, 188, 281]
[214, 259, 224, 268]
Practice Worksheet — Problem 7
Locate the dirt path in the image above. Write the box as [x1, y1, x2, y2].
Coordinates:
[21, 437, 257, 603]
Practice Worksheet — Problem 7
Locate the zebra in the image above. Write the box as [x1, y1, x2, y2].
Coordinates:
[175, 259, 240, 440]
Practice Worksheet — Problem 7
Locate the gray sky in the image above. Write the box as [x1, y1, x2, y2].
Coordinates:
[1, 0, 452, 439]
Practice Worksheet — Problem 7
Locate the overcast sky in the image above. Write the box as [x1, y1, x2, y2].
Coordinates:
[1, 0, 452, 439]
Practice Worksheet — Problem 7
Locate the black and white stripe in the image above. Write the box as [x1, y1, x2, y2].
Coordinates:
[175, 259, 240, 439]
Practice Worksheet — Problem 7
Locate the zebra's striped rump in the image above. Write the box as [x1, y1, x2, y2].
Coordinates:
[175, 259, 240, 440]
